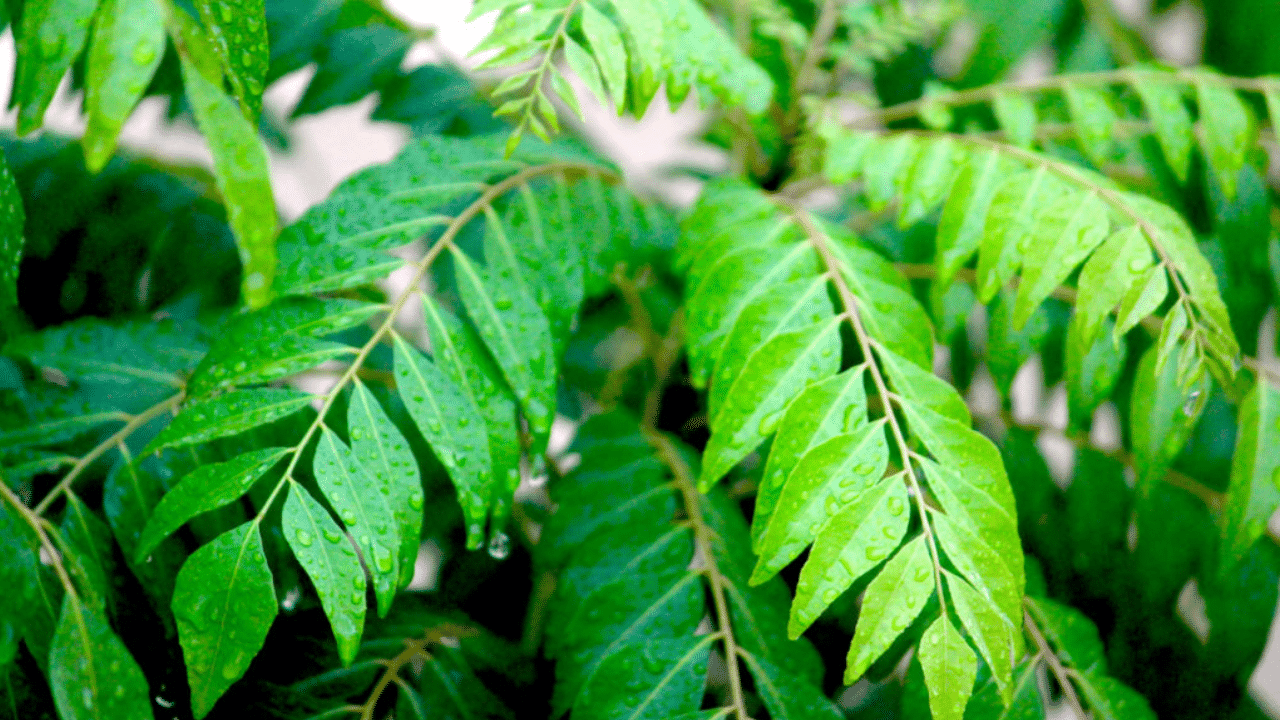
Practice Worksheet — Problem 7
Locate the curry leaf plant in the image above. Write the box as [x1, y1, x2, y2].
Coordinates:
[2, 1, 1280, 719]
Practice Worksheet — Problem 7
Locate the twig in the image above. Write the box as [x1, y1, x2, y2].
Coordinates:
[1023, 606, 1089, 720]
[34, 392, 185, 515]
[356, 624, 475, 720]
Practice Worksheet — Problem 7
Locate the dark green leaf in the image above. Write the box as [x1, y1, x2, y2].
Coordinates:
[147, 389, 312, 452]
[741, 652, 844, 720]
[48, 597, 151, 720]
[82, 0, 164, 171]
[195, 0, 269, 119]
[572, 636, 712, 720]
[0, 150, 22, 309]
[1024, 596, 1105, 673]
[1195, 77, 1254, 199]
[14, 0, 100, 135]
[1218, 381, 1280, 572]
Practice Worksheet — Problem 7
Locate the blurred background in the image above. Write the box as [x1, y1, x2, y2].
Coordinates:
[0, 0, 1277, 715]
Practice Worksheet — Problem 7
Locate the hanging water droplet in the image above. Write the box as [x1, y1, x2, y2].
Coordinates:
[487, 530, 511, 560]
[1182, 390, 1201, 416]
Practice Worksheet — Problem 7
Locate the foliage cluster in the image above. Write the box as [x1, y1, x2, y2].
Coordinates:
[1, 0, 1280, 719]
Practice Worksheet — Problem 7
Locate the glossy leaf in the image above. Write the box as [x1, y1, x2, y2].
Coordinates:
[173, 522, 277, 719]
[14, 0, 100, 135]
[136, 447, 288, 561]
[48, 597, 151, 720]
[877, 343, 970, 425]
[1013, 189, 1110, 328]
[976, 167, 1069, 302]
[195, 0, 269, 119]
[1218, 381, 1280, 572]
[1065, 314, 1126, 427]
[992, 91, 1037, 148]
[1063, 83, 1117, 166]
[917, 615, 977, 720]
[898, 137, 962, 227]
[82, 0, 164, 171]
[313, 426, 400, 617]
[1113, 265, 1167, 341]
[935, 148, 1006, 288]
[0, 151, 23, 309]
[580, 2, 627, 111]
[1075, 224, 1153, 349]
[1195, 77, 1254, 199]
[1133, 76, 1194, 181]
[944, 570, 1014, 704]
[147, 389, 312, 452]
[1129, 346, 1209, 490]
[571, 637, 711, 720]
[282, 482, 366, 666]
[178, 51, 278, 308]
[844, 535, 935, 683]
[741, 652, 844, 720]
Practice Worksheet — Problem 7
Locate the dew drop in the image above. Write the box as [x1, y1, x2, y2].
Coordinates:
[294, 529, 313, 547]
[487, 530, 511, 560]
[758, 409, 784, 435]
[914, 566, 931, 581]
[408, 491, 424, 510]
[351, 427, 364, 440]
[341, 510, 358, 526]
[887, 497, 905, 516]
[373, 547, 393, 573]
[865, 546, 886, 561]
[822, 588, 840, 603]
[1182, 390, 1202, 416]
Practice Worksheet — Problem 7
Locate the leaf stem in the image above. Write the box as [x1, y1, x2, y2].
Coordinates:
[34, 391, 185, 515]
[786, 205, 950, 619]
[1022, 605, 1089, 719]
[355, 624, 475, 720]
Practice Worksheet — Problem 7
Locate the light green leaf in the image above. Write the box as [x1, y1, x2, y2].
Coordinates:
[898, 137, 962, 228]
[420, 296, 521, 533]
[563, 36, 608, 114]
[1132, 76, 1193, 181]
[685, 241, 819, 388]
[313, 427, 400, 617]
[82, 0, 164, 172]
[820, 126, 874, 184]
[1155, 301, 1189, 374]
[753, 367, 867, 551]
[173, 522, 276, 719]
[658, 0, 773, 113]
[49, 597, 151, 720]
[147, 389, 312, 453]
[571, 637, 712, 720]
[136, 448, 288, 562]
[392, 335, 490, 550]
[740, 652, 844, 720]
[1113, 265, 1167, 341]
[282, 482, 366, 667]
[1063, 83, 1117, 166]
[862, 135, 918, 211]
[1013, 189, 1110, 328]
[992, 91, 1037, 148]
[1218, 381, 1280, 573]
[699, 317, 842, 490]
[1195, 77, 1254, 199]
[789, 474, 909, 637]
[1077, 674, 1158, 720]
[0, 150, 23, 309]
[709, 276, 832, 422]
[1265, 84, 1280, 147]
[606, 0, 665, 107]
[877, 343, 969, 425]
[194, 0, 269, 119]
[752, 420, 889, 583]
[944, 570, 1014, 705]
[918, 614, 977, 720]
[347, 378, 423, 585]
[836, 248, 935, 369]
[1065, 314, 1127, 427]
[178, 50, 278, 308]
[1075, 224, 1152, 350]
[14, 0, 101, 135]
[1024, 596, 1106, 673]
[451, 245, 556, 438]
[935, 148, 1005, 289]
[977, 167, 1070, 302]
[580, 2, 628, 111]
[845, 535, 935, 683]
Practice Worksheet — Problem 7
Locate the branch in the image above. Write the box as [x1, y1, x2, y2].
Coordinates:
[1023, 605, 1089, 719]
[34, 392, 185, 515]
[356, 623, 476, 720]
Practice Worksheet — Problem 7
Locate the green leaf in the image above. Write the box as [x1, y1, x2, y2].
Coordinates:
[935, 148, 1006, 288]
[147, 389, 312, 452]
[753, 367, 867, 552]
[563, 36, 608, 114]
[194, 0, 269, 119]
[177, 49, 278, 308]
[1077, 674, 1157, 720]
[1065, 314, 1126, 427]
[1129, 345, 1209, 491]
[1066, 451, 1130, 594]
[789, 474, 910, 637]
[48, 597, 151, 720]
[1024, 596, 1105, 673]
[58, 494, 116, 609]
[1013, 189, 1110, 328]
[82, 0, 165, 171]
[844, 535, 935, 683]
[1063, 83, 1117, 166]
[0, 150, 23, 309]
[103, 457, 186, 622]
[313, 426, 400, 617]
[1265, 84, 1280, 147]
[976, 167, 1070, 302]
[898, 137, 962, 228]
[7, 316, 208, 390]
[820, 126, 874, 184]
[188, 297, 377, 396]
[173, 522, 276, 719]
[347, 378, 422, 587]
[14, 0, 101, 135]
[580, 2, 628, 111]
[1075, 224, 1153, 349]
[699, 317, 842, 489]
[992, 91, 1037, 148]
[1113, 265, 1167, 341]
[1195, 77, 1255, 199]
[1218, 381, 1280, 572]
[944, 570, 1013, 705]
[1132, 76, 1194, 181]
[571, 637, 712, 720]
[917, 614, 977, 720]
[862, 135, 918, 211]
[751, 420, 890, 583]
[451, 245, 556, 438]
[282, 482, 366, 667]
[136, 447, 288, 562]
[656, 0, 773, 113]
[392, 335, 490, 550]
[708, 276, 832, 422]
[420, 296, 521, 533]
[877, 343, 970, 425]
[740, 652, 844, 720]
